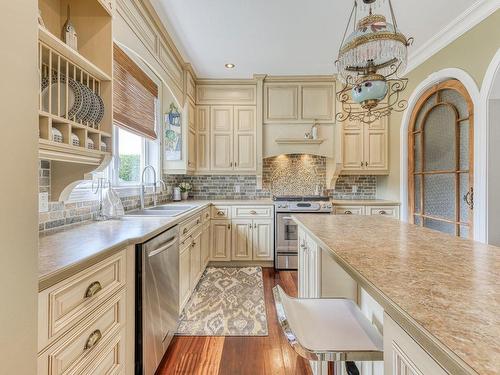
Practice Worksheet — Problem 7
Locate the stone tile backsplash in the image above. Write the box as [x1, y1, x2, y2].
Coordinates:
[38, 154, 377, 231]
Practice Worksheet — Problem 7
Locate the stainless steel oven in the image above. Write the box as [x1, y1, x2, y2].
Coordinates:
[274, 197, 332, 270]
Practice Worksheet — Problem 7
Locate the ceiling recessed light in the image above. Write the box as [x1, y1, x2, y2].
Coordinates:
[225, 63, 235, 69]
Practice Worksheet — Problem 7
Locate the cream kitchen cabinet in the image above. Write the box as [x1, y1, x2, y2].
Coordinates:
[187, 99, 197, 171]
[334, 204, 400, 219]
[200, 220, 210, 267]
[179, 239, 191, 309]
[196, 106, 210, 171]
[264, 81, 335, 124]
[298, 227, 321, 298]
[37, 247, 134, 375]
[231, 218, 274, 261]
[189, 230, 202, 289]
[384, 313, 447, 375]
[210, 219, 232, 261]
[209, 105, 257, 172]
[341, 117, 389, 175]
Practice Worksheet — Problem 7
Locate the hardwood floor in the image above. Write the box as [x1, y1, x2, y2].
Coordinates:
[156, 268, 313, 375]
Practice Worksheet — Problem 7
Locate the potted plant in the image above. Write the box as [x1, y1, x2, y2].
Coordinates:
[179, 182, 192, 200]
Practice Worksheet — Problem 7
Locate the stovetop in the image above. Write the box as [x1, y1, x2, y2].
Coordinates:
[273, 195, 331, 202]
[273, 196, 332, 212]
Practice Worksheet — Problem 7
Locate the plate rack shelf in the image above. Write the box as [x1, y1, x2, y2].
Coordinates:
[38, 0, 113, 201]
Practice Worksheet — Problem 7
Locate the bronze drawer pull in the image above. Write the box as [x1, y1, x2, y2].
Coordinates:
[344, 210, 353, 215]
[84, 281, 102, 298]
[84, 329, 102, 350]
[217, 211, 225, 216]
[379, 210, 387, 215]
[250, 210, 257, 215]
[183, 228, 188, 235]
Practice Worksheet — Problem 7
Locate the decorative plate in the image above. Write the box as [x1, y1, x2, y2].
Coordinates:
[86, 137, 95, 150]
[52, 127, 63, 143]
[41, 72, 82, 119]
[71, 132, 80, 146]
[85, 89, 101, 126]
[94, 94, 105, 128]
[75, 81, 92, 123]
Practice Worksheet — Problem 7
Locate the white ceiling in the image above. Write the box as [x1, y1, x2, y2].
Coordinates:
[151, 0, 481, 79]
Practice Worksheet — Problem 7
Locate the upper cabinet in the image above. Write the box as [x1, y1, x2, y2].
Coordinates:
[195, 83, 258, 174]
[37, 0, 114, 200]
[340, 117, 389, 175]
[264, 80, 336, 124]
[196, 84, 256, 105]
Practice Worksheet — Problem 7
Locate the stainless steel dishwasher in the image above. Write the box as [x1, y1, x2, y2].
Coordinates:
[136, 225, 179, 375]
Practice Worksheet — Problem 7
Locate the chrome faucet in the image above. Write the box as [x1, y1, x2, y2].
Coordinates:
[140, 165, 157, 210]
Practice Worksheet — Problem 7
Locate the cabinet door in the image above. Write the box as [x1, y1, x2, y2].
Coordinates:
[301, 84, 334, 121]
[265, 85, 299, 122]
[384, 313, 448, 375]
[231, 219, 253, 261]
[211, 106, 233, 170]
[234, 106, 256, 171]
[196, 106, 210, 171]
[252, 219, 273, 261]
[179, 245, 191, 309]
[200, 225, 210, 268]
[210, 220, 231, 261]
[343, 129, 364, 170]
[306, 236, 320, 298]
[364, 128, 388, 171]
[188, 100, 196, 131]
[297, 228, 308, 298]
[187, 127, 196, 170]
[190, 233, 202, 290]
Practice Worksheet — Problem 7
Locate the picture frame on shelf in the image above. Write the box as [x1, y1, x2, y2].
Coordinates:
[164, 103, 182, 161]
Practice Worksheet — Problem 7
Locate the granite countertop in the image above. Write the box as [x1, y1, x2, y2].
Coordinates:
[292, 214, 500, 375]
[38, 199, 275, 291]
[331, 199, 400, 206]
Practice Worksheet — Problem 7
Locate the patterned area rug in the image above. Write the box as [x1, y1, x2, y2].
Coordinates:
[177, 267, 268, 336]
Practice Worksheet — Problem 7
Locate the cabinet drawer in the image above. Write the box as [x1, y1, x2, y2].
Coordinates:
[211, 205, 231, 219]
[79, 329, 125, 374]
[366, 206, 400, 218]
[334, 206, 365, 215]
[201, 207, 211, 223]
[38, 250, 126, 350]
[180, 214, 202, 239]
[38, 290, 126, 375]
[232, 206, 273, 218]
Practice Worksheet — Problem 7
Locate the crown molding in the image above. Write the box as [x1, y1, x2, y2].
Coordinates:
[405, 0, 500, 74]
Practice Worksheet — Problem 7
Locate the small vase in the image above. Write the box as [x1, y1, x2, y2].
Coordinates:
[181, 191, 189, 200]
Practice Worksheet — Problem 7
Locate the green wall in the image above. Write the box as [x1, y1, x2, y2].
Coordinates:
[378, 9, 500, 200]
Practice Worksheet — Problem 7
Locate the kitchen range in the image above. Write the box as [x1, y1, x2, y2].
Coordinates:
[274, 196, 332, 270]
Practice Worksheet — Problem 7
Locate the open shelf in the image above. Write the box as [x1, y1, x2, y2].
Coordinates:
[275, 138, 325, 145]
[38, 26, 111, 81]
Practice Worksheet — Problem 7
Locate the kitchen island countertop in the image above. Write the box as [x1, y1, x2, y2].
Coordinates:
[292, 214, 500, 375]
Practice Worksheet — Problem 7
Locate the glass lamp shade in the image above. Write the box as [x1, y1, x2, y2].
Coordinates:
[337, 14, 409, 82]
[352, 75, 388, 109]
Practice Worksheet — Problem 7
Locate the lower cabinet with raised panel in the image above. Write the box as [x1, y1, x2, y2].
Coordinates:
[37, 247, 133, 375]
[231, 218, 274, 261]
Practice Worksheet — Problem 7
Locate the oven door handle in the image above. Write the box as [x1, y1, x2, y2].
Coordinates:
[282, 216, 294, 221]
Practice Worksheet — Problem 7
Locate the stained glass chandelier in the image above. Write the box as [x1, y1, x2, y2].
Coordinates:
[335, 0, 413, 124]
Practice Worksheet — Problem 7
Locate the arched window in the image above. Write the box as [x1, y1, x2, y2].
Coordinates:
[408, 80, 474, 238]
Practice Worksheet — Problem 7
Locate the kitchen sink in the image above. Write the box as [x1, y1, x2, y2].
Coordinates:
[127, 204, 196, 217]
[147, 205, 196, 211]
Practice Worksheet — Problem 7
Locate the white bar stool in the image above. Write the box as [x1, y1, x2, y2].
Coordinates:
[273, 286, 383, 375]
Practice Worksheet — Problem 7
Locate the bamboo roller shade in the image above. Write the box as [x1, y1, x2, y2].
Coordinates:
[113, 43, 158, 140]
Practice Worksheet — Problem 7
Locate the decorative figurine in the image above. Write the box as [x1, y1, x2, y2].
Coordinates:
[62, 5, 78, 50]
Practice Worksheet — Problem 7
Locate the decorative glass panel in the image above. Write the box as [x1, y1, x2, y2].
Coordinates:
[414, 215, 422, 226]
[414, 134, 422, 172]
[424, 218, 456, 235]
[414, 94, 436, 131]
[424, 174, 455, 220]
[441, 89, 469, 119]
[460, 173, 470, 223]
[414, 175, 421, 213]
[424, 105, 456, 171]
[459, 120, 470, 171]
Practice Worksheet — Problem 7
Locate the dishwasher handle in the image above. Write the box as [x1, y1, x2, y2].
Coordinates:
[147, 238, 177, 258]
